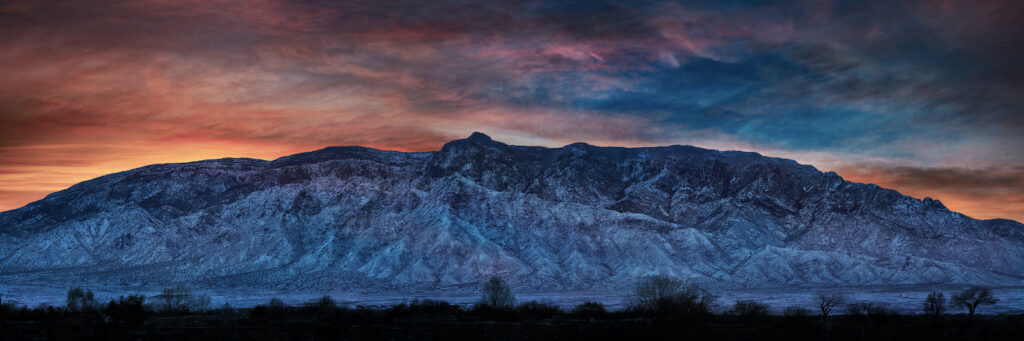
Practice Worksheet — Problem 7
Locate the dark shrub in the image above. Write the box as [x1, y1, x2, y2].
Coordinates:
[846, 302, 890, 317]
[104, 295, 148, 326]
[268, 298, 288, 316]
[0, 294, 18, 320]
[154, 286, 210, 313]
[516, 300, 562, 320]
[385, 299, 461, 323]
[66, 287, 98, 312]
[303, 295, 336, 312]
[471, 303, 517, 321]
[782, 305, 811, 317]
[249, 304, 268, 318]
[729, 300, 769, 317]
[407, 299, 460, 315]
[570, 301, 607, 320]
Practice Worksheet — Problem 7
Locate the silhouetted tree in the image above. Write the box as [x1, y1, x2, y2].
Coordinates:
[922, 291, 946, 318]
[815, 293, 846, 322]
[629, 275, 714, 320]
[480, 276, 515, 309]
[104, 295, 148, 326]
[951, 287, 998, 322]
[66, 287, 98, 312]
[155, 285, 210, 313]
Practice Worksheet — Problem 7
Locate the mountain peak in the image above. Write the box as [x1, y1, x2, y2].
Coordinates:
[466, 132, 493, 142]
[565, 142, 591, 148]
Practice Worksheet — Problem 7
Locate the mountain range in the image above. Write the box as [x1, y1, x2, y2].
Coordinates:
[1, 132, 1021, 291]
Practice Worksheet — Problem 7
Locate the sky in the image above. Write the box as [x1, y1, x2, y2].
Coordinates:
[0, 0, 1022, 222]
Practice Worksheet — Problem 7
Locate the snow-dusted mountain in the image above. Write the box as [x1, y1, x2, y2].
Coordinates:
[1, 133, 1022, 290]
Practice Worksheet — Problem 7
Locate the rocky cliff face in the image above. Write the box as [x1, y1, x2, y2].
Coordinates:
[1, 133, 1021, 290]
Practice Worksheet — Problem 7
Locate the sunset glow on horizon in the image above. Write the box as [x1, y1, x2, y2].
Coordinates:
[1, 0, 1023, 222]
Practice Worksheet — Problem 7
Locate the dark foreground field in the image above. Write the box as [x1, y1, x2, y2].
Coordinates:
[2, 303, 1022, 341]
[4, 279, 1022, 340]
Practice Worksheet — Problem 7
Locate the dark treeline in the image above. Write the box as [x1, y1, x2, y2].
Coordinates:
[1, 276, 1021, 340]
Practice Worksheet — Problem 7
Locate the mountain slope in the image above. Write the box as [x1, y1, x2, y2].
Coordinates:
[1, 133, 1022, 290]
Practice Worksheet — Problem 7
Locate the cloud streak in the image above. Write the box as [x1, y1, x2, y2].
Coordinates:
[833, 165, 1024, 222]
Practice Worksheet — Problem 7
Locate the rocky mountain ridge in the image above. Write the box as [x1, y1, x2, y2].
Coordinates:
[1, 133, 1021, 290]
